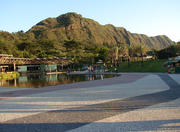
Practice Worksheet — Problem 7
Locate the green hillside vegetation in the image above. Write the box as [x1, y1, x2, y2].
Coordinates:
[0, 12, 176, 66]
[29, 12, 174, 50]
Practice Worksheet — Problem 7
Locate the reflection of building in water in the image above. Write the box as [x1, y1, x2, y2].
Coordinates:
[0, 73, 118, 88]
[101, 74, 104, 80]
[0, 79, 6, 86]
[0, 79, 17, 87]
[85, 74, 104, 81]
[46, 74, 58, 82]
[86, 75, 95, 81]
[95, 74, 104, 80]
[18, 76, 28, 83]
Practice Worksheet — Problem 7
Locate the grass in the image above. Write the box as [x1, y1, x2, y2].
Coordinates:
[0, 72, 20, 80]
[108, 60, 167, 73]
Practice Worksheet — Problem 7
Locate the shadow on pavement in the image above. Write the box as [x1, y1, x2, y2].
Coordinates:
[0, 74, 180, 132]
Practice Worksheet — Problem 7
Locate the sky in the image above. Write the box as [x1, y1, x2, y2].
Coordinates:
[0, 0, 180, 42]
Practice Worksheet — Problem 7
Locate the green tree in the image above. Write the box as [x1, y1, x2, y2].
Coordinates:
[96, 47, 110, 63]
[126, 44, 138, 66]
[152, 48, 158, 60]
[64, 40, 84, 64]
[110, 46, 119, 66]
[0, 39, 7, 54]
[17, 41, 40, 58]
[0, 39, 15, 55]
[37, 39, 59, 58]
[137, 44, 149, 66]
[175, 42, 180, 56]
[84, 44, 98, 64]
[119, 44, 129, 62]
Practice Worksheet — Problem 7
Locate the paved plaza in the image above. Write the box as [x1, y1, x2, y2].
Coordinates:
[0, 73, 180, 132]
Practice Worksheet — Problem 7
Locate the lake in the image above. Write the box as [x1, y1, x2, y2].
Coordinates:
[0, 73, 119, 88]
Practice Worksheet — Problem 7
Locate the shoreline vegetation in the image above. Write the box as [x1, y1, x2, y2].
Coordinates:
[0, 72, 20, 80]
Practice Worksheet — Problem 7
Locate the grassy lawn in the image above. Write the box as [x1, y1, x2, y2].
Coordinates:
[108, 60, 168, 73]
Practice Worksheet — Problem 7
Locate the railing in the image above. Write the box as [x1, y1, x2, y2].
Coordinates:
[0, 56, 71, 65]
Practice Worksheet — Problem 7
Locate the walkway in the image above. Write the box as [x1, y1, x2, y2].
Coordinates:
[0, 73, 180, 132]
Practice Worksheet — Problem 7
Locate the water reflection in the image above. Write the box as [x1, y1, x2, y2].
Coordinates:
[0, 73, 118, 88]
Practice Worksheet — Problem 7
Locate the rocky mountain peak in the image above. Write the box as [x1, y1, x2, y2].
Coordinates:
[28, 12, 175, 49]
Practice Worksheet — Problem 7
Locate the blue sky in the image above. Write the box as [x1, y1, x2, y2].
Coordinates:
[0, 0, 180, 41]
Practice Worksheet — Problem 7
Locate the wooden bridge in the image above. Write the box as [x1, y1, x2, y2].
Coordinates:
[0, 54, 71, 66]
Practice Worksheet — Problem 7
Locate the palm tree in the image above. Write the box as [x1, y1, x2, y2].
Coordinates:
[114, 46, 119, 66]
[128, 44, 137, 61]
[127, 44, 134, 67]
[109, 46, 118, 66]
[119, 44, 129, 62]
[138, 44, 149, 66]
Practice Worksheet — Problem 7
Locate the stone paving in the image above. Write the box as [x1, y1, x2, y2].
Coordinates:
[0, 73, 180, 132]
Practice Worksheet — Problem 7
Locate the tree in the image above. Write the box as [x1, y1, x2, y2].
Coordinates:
[0, 39, 7, 54]
[84, 44, 98, 64]
[0, 38, 15, 55]
[119, 44, 129, 62]
[152, 48, 158, 60]
[110, 46, 119, 66]
[127, 44, 134, 60]
[96, 47, 110, 63]
[137, 44, 149, 66]
[17, 40, 41, 58]
[37, 39, 59, 58]
[175, 42, 180, 56]
[156, 44, 179, 59]
[64, 40, 84, 66]
[125, 44, 142, 66]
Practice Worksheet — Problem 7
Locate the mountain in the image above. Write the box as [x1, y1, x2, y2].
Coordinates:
[28, 12, 174, 49]
[0, 12, 175, 59]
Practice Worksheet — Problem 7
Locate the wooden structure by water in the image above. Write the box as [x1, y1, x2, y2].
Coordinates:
[0, 54, 72, 73]
[0, 54, 70, 65]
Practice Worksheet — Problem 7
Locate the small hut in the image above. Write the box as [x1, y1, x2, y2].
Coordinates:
[164, 56, 180, 73]
[95, 60, 105, 73]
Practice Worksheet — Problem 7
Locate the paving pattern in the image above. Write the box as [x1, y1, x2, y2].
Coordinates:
[0, 73, 180, 132]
